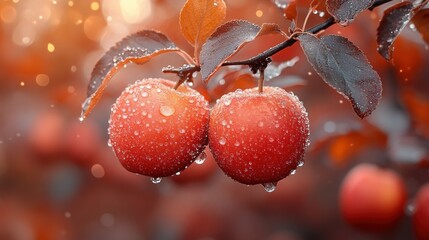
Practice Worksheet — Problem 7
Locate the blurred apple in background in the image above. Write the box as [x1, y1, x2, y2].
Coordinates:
[339, 163, 407, 232]
[413, 183, 429, 240]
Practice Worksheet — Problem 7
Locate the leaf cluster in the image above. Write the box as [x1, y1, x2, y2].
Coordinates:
[81, 0, 429, 120]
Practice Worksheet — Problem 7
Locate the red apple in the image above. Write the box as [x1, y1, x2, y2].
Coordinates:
[108, 78, 209, 178]
[209, 87, 310, 186]
[413, 183, 429, 240]
[339, 163, 407, 231]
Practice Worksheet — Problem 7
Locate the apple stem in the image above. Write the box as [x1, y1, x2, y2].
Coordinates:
[162, 64, 200, 90]
[173, 77, 187, 90]
[259, 68, 265, 94]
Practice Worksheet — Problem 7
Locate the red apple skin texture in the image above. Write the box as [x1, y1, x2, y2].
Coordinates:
[108, 78, 210, 177]
[209, 87, 310, 185]
[339, 163, 407, 231]
[413, 183, 429, 240]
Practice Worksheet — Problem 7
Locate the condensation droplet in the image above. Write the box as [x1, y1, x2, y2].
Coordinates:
[258, 121, 264, 127]
[107, 139, 112, 147]
[195, 151, 207, 164]
[224, 99, 231, 106]
[150, 177, 162, 184]
[269, 137, 274, 142]
[234, 141, 240, 147]
[219, 137, 226, 145]
[221, 120, 227, 126]
[142, 92, 148, 97]
[134, 131, 139, 136]
[290, 169, 297, 175]
[298, 161, 304, 167]
[339, 19, 350, 26]
[160, 105, 175, 117]
[262, 182, 277, 192]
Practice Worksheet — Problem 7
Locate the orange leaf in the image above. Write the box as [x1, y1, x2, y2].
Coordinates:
[179, 0, 226, 60]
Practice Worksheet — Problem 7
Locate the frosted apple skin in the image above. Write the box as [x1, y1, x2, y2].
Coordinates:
[108, 78, 210, 177]
[209, 87, 310, 185]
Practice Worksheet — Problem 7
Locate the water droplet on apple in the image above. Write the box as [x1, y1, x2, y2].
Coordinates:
[150, 177, 162, 184]
[160, 105, 175, 117]
[224, 99, 231, 106]
[262, 182, 277, 192]
[195, 151, 207, 164]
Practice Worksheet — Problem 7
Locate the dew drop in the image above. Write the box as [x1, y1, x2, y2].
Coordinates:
[107, 139, 112, 147]
[175, 171, 181, 176]
[298, 161, 304, 167]
[269, 137, 274, 143]
[179, 129, 186, 134]
[142, 92, 148, 97]
[195, 151, 207, 164]
[262, 182, 277, 192]
[290, 169, 297, 175]
[234, 141, 240, 147]
[219, 137, 226, 145]
[221, 120, 227, 126]
[339, 19, 350, 26]
[122, 114, 128, 119]
[258, 121, 264, 127]
[160, 105, 175, 117]
[224, 99, 231, 106]
[150, 177, 162, 184]
[134, 131, 139, 136]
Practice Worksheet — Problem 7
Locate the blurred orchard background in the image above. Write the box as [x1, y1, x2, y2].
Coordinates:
[0, 0, 428, 239]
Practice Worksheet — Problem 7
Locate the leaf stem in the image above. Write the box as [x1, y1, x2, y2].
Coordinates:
[222, 0, 392, 67]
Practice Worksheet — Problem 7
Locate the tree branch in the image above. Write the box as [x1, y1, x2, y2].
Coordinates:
[222, 0, 393, 67]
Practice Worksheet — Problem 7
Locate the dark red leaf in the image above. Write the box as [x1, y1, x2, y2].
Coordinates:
[326, 0, 375, 25]
[82, 30, 183, 119]
[413, 8, 429, 46]
[199, 21, 283, 82]
[377, 2, 414, 61]
[298, 34, 382, 118]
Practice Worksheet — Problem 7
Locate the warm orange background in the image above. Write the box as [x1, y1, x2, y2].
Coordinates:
[0, 0, 428, 239]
